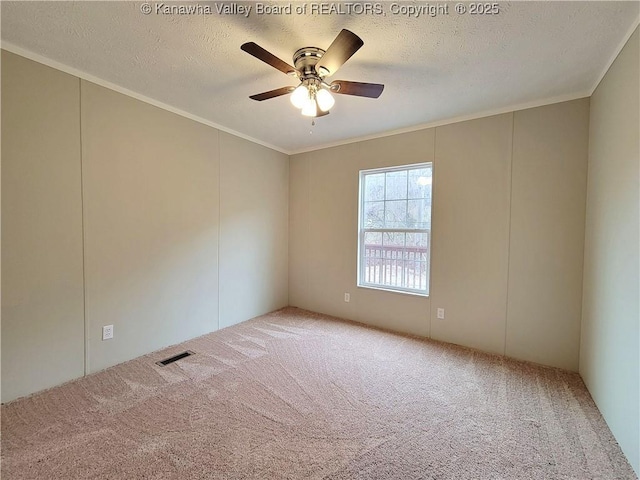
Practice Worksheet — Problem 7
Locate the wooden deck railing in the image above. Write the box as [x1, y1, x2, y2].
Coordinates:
[363, 244, 429, 291]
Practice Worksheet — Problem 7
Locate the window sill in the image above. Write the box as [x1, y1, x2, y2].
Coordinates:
[357, 284, 429, 298]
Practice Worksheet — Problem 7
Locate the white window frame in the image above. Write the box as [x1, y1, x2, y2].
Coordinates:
[357, 163, 432, 297]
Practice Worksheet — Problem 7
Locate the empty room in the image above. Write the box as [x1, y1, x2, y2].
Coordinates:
[1, 1, 638, 478]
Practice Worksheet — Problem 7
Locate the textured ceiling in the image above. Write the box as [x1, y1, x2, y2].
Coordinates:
[1, 1, 638, 153]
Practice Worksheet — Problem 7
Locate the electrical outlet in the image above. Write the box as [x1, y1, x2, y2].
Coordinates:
[437, 308, 445, 320]
[344, 293, 350, 303]
[102, 325, 114, 340]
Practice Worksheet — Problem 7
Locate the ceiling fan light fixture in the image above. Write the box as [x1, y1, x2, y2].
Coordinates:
[290, 84, 309, 109]
[316, 88, 335, 112]
[242, 30, 383, 119]
[301, 98, 317, 117]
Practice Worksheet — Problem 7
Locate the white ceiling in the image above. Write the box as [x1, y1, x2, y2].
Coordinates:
[1, 1, 638, 154]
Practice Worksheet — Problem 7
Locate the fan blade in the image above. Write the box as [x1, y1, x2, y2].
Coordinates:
[249, 86, 295, 101]
[316, 29, 363, 77]
[330, 80, 384, 98]
[241, 42, 297, 75]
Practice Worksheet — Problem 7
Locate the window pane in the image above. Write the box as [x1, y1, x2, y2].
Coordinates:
[376, 232, 404, 287]
[364, 231, 382, 246]
[407, 200, 430, 229]
[383, 232, 405, 248]
[384, 200, 407, 228]
[364, 173, 385, 202]
[405, 232, 429, 290]
[408, 167, 432, 199]
[385, 170, 407, 200]
[423, 199, 432, 229]
[363, 201, 385, 228]
[406, 232, 429, 248]
[362, 232, 382, 286]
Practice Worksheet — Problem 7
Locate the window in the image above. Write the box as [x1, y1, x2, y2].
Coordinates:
[358, 163, 432, 296]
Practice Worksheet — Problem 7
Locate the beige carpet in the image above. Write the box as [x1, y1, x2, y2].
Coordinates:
[1, 307, 635, 479]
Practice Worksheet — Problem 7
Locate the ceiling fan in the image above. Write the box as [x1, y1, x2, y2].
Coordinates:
[241, 29, 384, 118]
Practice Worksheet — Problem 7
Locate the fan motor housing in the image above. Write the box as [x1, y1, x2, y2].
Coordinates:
[293, 47, 325, 77]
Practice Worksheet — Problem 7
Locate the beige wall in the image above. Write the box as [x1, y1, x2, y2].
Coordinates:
[289, 99, 590, 370]
[580, 27, 639, 475]
[507, 100, 590, 370]
[81, 81, 220, 373]
[1, 51, 85, 401]
[219, 132, 289, 329]
[1, 52, 289, 401]
[430, 114, 512, 355]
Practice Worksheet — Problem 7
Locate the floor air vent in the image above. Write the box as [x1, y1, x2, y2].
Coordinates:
[156, 350, 195, 366]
